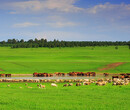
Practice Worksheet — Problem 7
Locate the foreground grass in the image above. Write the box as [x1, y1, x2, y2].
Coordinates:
[0, 46, 130, 74]
[0, 83, 129, 110]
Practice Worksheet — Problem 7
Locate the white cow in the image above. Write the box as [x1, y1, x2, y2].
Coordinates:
[51, 83, 57, 87]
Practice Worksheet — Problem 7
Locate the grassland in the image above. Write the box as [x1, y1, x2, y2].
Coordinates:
[0, 83, 129, 110]
[0, 46, 129, 74]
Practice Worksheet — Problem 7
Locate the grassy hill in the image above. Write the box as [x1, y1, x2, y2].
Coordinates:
[0, 46, 129, 74]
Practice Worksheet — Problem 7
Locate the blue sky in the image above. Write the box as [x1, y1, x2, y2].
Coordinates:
[0, 0, 130, 41]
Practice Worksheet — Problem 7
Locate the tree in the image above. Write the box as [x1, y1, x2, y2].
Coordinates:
[7, 39, 12, 44]
[128, 41, 130, 49]
[1, 41, 6, 45]
[12, 39, 17, 44]
[28, 39, 33, 43]
[35, 38, 39, 43]
[20, 39, 24, 43]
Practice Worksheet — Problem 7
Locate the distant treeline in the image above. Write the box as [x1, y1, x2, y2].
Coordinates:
[0, 38, 130, 48]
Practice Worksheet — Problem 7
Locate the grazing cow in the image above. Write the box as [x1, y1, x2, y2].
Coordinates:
[33, 72, 38, 77]
[124, 75, 129, 78]
[59, 79, 64, 83]
[29, 79, 33, 82]
[83, 82, 91, 85]
[97, 79, 104, 82]
[107, 79, 112, 83]
[96, 82, 106, 86]
[33, 79, 39, 83]
[68, 80, 72, 83]
[40, 84, 45, 88]
[92, 72, 96, 76]
[90, 79, 96, 83]
[62, 73, 66, 76]
[68, 72, 77, 76]
[84, 72, 90, 76]
[68, 83, 73, 86]
[51, 83, 57, 87]
[27, 86, 32, 88]
[104, 73, 109, 77]
[55, 72, 65, 77]
[25, 83, 28, 86]
[125, 82, 129, 85]
[49, 74, 53, 77]
[112, 78, 129, 86]
[84, 79, 89, 82]
[0, 74, 5, 77]
[56, 79, 60, 83]
[7, 85, 10, 87]
[120, 75, 125, 79]
[37, 84, 40, 87]
[112, 76, 119, 79]
[126, 73, 130, 75]
[5, 74, 11, 77]
[63, 84, 68, 87]
[64, 80, 69, 83]
[76, 83, 81, 86]
[120, 73, 126, 76]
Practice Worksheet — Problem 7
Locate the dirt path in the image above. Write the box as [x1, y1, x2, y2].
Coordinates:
[98, 62, 126, 71]
[12, 74, 32, 77]
[0, 68, 4, 71]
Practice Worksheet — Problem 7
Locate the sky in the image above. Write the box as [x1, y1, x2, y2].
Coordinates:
[0, 0, 130, 41]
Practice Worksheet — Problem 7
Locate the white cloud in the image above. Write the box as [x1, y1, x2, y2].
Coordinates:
[1, 1, 130, 18]
[87, 2, 130, 15]
[13, 22, 40, 28]
[47, 22, 77, 28]
[2, 0, 83, 14]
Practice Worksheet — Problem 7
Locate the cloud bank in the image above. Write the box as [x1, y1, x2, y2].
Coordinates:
[2, 0, 83, 14]
[13, 22, 40, 28]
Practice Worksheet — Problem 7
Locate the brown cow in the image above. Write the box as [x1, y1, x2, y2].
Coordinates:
[112, 76, 119, 79]
[68, 83, 73, 86]
[120, 75, 125, 79]
[40, 84, 45, 88]
[63, 84, 68, 87]
[76, 83, 81, 86]
[33, 72, 38, 77]
[5, 74, 11, 77]
[0, 74, 5, 77]
[104, 73, 109, 77]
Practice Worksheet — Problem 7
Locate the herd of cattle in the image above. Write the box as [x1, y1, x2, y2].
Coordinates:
[33, 72, 96, 77]
[0, 73, 129, 87]
[0, 76, 129, 84]
[0, 74, 11, 77]
[0, 72, 130, 80]
[4, 78, 130, 89]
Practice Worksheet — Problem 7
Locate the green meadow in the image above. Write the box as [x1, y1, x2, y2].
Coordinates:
[0, 83, 129, 110]
[0, 46, 130, 74]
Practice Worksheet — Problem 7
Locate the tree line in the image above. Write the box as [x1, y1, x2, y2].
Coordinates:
[0, 38, 130, 48]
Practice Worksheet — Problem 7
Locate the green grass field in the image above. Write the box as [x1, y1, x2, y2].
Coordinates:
[0, 83, 129, 110]
[0, 46, 130, 74]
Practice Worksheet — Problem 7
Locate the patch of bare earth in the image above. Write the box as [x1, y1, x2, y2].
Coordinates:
[98, 62, 126, 71]
[0, 68, 4, 71]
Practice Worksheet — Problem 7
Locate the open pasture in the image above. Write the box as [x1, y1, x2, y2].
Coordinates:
[0, 46, 129, 74]
[0, 82, 129, 110]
